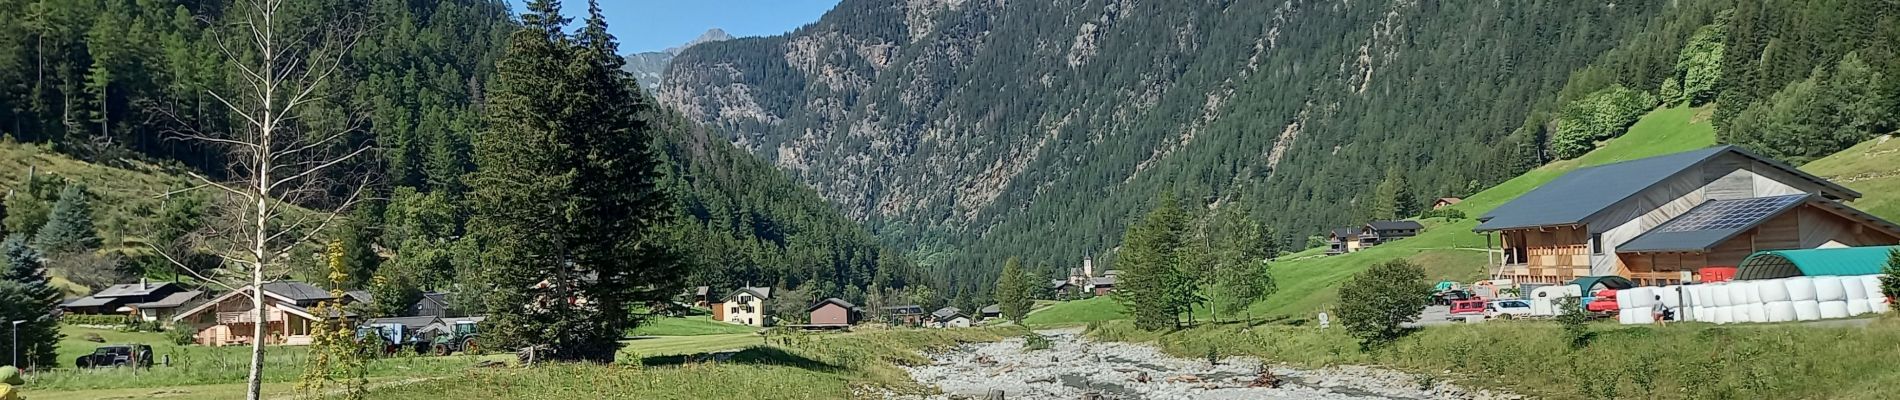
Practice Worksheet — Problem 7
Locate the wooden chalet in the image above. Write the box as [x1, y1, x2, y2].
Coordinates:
[1476, 146, 1900, 285]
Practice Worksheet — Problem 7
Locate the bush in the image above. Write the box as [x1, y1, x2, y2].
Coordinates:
[166, 327, 197, 346]
[1418, 208, 1466, 220]
[62, 314, 129, 326]
[1556, 297, 1593, 349]
[1550, 85, 1659, 159]
[1021, 332, 1052, 351]
[1335, 260, 1431, 348]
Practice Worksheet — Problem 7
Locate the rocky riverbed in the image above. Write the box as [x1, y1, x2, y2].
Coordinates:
[887, 328, 1518, 400]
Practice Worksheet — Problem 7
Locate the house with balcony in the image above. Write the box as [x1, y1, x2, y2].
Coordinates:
[1327, 227, 1363, 255]
[712, 287, 772, 327]
[1361, 220, 1425, 246]
[170, 281, 351, 346]
[59, 280, 204, 323]
[1475, 145, 1900, 286]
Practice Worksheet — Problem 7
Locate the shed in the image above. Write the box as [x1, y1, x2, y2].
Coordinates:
[806, 298, 860, 326]
[1735, 246, 1900, 280]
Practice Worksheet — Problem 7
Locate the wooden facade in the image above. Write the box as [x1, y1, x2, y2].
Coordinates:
[1496, 226, 1592, 285]
[1618, 203, 1900, 285]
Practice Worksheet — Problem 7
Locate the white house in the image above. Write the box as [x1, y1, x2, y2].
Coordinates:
[717, 287, 773, 327]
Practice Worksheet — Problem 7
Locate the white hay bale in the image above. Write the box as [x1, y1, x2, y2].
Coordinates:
[1747, 302, 1770, 323]
[1713, 306, 1734, 324]
[1757, 279, 1791, 302]
[1623, 307, 1653, 324]
[1712, 284, 1733, 306]
[1847, 298, 1872, 316]
[1765, 301, 1796, 322]
[1819, 300, 1851, 319]
[1628, 287, 1659, 309]
[1743, 281, 1764, 304]
[1858, 275, 1885, 300]
[1872, 299, 1892, 314]
[1785, 277, 1817, 301]
[1794, 300, 1822, 321]
[1814, 277, 1847, 302]
[1844, 276, 1870, 301]
[1729, 284, 1753, 306]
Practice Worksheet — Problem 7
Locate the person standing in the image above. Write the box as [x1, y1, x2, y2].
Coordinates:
[1651, 295, 1669, 326]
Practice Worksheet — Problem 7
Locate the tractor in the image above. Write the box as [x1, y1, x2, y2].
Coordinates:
[430, 320, 481, 356]
[355, 323, 426, 356]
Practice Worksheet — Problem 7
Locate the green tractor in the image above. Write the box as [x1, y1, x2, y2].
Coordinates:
[430, 320, 481, 356]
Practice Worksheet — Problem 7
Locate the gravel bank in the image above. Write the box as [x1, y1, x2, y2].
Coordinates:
[888, 328, 1518, 400]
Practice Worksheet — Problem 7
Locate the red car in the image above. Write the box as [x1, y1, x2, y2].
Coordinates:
[1450, 299, 1488, 315]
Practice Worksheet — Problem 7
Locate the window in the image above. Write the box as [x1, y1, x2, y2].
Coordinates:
[1590, 233, 1603, 254]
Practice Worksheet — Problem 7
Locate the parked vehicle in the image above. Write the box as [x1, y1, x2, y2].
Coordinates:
[75, 344, 153, 368]
[429, 320, 481, 355]
[1434, 289, 1476, 306]
[1448, 299, 1488, 321]
[356, 323, 426, 356]
[1585, 289, 1620, 313]
[1485, 299, 1534, 319]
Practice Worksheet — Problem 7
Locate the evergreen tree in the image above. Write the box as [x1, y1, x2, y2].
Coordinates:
[471, 0, 679, 362]
[1116, 194, 1192, 331]
[1880, 248, 1900, 302]
[33, 183, 98, 255]
[2, 173, 62, 238]
[994, 257, 1032, 323]
[1370, 169, 1406, 220]
[0, 235, 61, 368]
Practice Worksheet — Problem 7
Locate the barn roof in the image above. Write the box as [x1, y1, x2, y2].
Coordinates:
[1476, 146, 1856, 232]
[1736, 246, 1900, 280]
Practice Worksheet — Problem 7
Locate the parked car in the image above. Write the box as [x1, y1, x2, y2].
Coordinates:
[1485, 299, 1534, 319]
[75, 344, 153, 368]
[1448, 298, 1488, 321]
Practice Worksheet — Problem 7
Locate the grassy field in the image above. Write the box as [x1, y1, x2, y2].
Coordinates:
[28, 326, 476, 395]
[1800, 135, 1900, 219]
[627, 315, 761, 336]
[1088, 316, 1900, 399]
[362, 327, 1025, 400]
[618, 333, 764, 358]
[1023, 106, 1724, 327]
[1022, 296, 1126, 327]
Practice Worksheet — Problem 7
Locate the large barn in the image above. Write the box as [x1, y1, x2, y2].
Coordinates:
[1476, 146, 1900, 285]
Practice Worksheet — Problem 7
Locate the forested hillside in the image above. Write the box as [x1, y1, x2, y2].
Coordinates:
[0, 0, 917, 305]
[659, 0, 1888, 295]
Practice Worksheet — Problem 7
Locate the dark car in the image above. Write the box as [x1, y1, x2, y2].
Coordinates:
[75, 344, 154, 368]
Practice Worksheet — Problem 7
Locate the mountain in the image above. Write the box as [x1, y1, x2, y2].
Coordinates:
[659, 0, 1900, 295]
[623, 28, 735, 91]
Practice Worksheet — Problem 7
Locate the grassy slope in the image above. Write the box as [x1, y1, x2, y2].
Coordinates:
[0, 141, 189, 245]
[628, 315, 762, 336]
[1090, 317, 1900, 400]
[1028, 105, 1721, 325]
[1799, 135, 1900, 219]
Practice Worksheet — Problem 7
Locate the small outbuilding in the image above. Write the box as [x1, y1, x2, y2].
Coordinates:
[882, 305, 925, 326]
[1735, 245, 1900, 280]
[806, 297, 861, 327]
[928, 307, 970, 328]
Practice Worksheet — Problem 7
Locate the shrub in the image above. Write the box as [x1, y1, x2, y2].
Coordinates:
[1021, 332, 1052, 351]
[1550, 85, 1659, 159]
[1418, 208, 1466, 220]
[1557, 297, 1593, 349]
[166, 327, 197, 346]
[62, 314, 129, 326]
[1881, 248, 1900, 301]
[1334, 260, 1431, 348]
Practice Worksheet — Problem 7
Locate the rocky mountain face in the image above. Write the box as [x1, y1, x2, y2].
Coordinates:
[659, 0, 1714, 290]
[623, 28, 734, 91]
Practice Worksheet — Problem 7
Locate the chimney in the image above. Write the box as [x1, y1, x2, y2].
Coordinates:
[141, 277, 149, 290]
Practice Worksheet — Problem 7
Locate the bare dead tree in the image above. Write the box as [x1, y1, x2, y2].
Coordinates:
[154, 1, 370, 399]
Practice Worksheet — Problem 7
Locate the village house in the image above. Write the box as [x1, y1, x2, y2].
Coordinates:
[979, 304, 1001, 321]
[1087, 271, 1117, 295]
[881, 305, 925, 326]
[1360, 220, 1425, 246]
[171, 281, 351, 346]
[928, 306, 971, 328]
[59, 280, 204, 323]
[712, 287, 772, 327]
[805, 297, 860, 328]
[1327, 227, 1364, 255]
[680, 286, 712, 307]
[1433, 197, 1463, 210]
[1476, 145, 1900, 285]
[1048, 279, 1079, 300]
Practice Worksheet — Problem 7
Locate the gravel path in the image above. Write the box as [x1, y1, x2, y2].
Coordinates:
[888, 328, 1517, 400]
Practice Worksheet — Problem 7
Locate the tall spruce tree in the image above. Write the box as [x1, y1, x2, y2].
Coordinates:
[995, 257, 1032, 323]
[1116, 194, 1193, 331]
[33, 183, 98, 255]
[1, 235, 62, 368]
[471, 0, 678, 362]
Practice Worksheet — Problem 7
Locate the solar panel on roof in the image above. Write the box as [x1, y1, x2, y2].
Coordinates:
[1655, 195, 1805, 233]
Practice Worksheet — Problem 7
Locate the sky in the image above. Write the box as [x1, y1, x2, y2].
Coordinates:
[509, 0, 842, 54]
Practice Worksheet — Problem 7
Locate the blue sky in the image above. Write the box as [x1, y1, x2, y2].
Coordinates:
[509, 1, 842, 54]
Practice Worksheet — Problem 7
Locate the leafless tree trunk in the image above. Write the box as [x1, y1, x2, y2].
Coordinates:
[152, 2, 367, 399]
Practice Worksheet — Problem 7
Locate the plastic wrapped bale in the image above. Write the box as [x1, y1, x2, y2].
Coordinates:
[1819, 301, 1851, 319]
[1659, 286, 1684, 309]
[1713, 306, 1734, 324]
[1844, 276, 1870, 301]
[1785, 277, 1817, 302]
[1622, 307, 1653, 324]
[1872, 298, 1892, 314]
[1814, 277, 1848, 302]
[1847, 298, 1872, 316]
[1765, 301, 1796, 322]
[1712, 283, 1733, 307]
[1727, 284, 1752, 307]
[1743, 280, 1765, 304]
[1859, 276, 1887, 300]
[1757, 279, 1791, 302]
[1748, 302, 1771, 323]
[1794, 300, 1822, 321]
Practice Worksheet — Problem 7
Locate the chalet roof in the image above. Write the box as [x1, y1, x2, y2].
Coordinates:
[1049, 279, 1073, 289]
[93, 282, 178, 298]
[1089, 276, 1116, 287]
[724, 287, 772, 301]
[422, 292, 451, 308]
[1330, 227, 1361, 238]
[1435, 197, 1463, 205]
[806, 297, 857, 312]
[1618, 194, 1900, 253]
[694, 286, 710, 296]
[980, 304, 1001, 315]
[344, 290, 373, 304]
[882, 305, 924, 315]
[1365, 220, 1424, 231]
[930, 306, 964, 320]
[261, 281, 333, 302]
[1475, 145, 1858, 232]
[62, 296, 114, 308]
[132, 290, 204, 309]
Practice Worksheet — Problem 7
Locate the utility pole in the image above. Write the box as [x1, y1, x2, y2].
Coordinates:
[10, 320, 23, 367]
